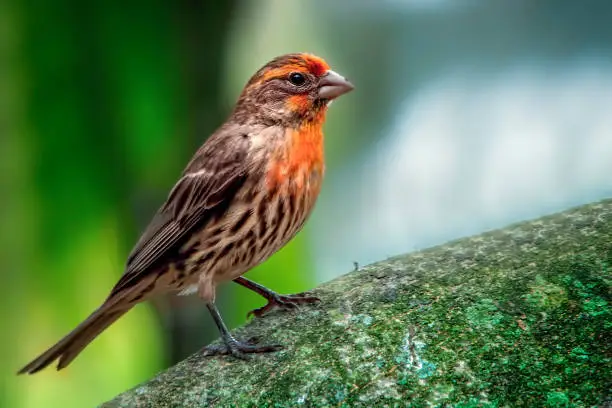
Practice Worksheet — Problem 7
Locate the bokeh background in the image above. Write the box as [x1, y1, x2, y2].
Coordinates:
[2, 1, 612, 407]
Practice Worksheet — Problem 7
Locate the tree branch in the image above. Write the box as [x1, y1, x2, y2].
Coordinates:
[102, 199, 612, 407]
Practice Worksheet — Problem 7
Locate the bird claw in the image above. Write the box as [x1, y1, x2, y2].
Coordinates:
[202, 339, 282, 359]
[247, 292, 321, 318]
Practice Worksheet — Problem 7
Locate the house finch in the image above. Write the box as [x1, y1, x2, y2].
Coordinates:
[19, 53, 353, 374]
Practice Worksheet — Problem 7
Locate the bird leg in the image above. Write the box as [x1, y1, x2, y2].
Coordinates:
[234, 276, 320, 318]
[202, 302, 281, 359]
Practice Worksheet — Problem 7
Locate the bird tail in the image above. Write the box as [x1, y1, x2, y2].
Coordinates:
[17, 304, 132, 374]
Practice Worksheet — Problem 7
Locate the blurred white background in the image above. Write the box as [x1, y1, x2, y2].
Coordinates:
[316, 59, 612, 276]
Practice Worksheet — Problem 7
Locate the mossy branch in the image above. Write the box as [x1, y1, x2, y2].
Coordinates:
[102, 200, 612, 407]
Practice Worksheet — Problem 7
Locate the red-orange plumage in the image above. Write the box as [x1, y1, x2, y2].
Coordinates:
[258, 54, 331, 84]
[266, 108, 326, 193]
[302, 54, 330, 76]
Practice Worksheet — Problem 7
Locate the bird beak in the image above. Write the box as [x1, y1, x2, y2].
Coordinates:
[318, 70, 354, 100]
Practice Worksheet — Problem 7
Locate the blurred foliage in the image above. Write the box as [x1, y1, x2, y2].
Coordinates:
[0, 0, 322, 407]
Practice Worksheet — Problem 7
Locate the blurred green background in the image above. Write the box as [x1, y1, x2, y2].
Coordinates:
[1, 1, 355, 407]
[3, 0, 612, 407]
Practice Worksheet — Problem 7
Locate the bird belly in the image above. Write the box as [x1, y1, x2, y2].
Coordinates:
[171, 167, 322, 300]
[246, 167, 323, 268]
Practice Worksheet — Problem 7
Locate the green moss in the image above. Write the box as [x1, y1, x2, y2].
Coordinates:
[546, 391, 569, 407]
[524, 275, 568, 310]
[465, 298, 504, 329]
[102, 200, 612, 407]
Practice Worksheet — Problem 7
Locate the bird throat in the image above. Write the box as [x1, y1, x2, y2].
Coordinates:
[266, 116, 326, 194]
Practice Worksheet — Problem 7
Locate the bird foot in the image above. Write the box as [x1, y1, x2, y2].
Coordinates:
[202, 338, 282, 360]
[247, 292, 321, 318]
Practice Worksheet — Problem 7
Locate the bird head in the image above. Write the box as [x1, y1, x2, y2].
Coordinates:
[233, 53, 354, 126]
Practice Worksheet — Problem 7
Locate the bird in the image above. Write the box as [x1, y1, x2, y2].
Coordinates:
[18, 53, 354, 374]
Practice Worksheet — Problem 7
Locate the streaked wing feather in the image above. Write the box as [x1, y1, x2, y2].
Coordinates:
[110, 127, 250, 296]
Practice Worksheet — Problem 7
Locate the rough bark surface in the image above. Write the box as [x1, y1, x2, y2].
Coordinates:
[102, 200, 612, 407]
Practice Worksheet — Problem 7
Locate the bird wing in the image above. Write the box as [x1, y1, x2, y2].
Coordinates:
[109, 126, 251, 296]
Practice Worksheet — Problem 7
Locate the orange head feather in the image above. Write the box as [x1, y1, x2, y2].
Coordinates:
[256, 53, 330, 84]
[232, 53, 352, 127]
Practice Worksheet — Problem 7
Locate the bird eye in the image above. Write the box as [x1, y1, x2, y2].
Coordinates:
[288, 72, 306, 86]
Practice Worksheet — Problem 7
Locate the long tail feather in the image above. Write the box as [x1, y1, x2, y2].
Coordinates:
[17, 305, 131, 374]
